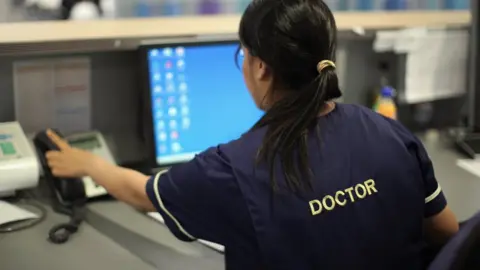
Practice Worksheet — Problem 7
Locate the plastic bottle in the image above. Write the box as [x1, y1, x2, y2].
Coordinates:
[374, 86, 397, 120]
[369, 62, 389, 110]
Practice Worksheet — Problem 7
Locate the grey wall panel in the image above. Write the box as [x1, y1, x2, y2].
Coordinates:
[88, 52, 147, 163]
[0, 56, 15, 122]
[340, 38, 392, 105]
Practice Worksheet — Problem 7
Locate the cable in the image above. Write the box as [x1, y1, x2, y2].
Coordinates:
[48, 201, 86, 244]
[0, 200, 47, 233]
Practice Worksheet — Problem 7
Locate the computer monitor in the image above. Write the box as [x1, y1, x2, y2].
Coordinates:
[141, 40, 263, 167]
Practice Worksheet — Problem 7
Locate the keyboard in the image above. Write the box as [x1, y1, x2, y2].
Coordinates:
[147, 212, 225, 253]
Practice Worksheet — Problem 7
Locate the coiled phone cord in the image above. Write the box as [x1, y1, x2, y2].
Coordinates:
[48, 202, 86, 244]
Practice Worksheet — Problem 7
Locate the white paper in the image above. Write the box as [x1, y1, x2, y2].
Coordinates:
[394, 27, 428, 53]
[0, 200, 38, 226]
[374, 28, 428, 53]
[404, 30, 468, 103]
[374, 30, 399, 52]
[14, 58, 91, 134]
[147, 212, 225, 252]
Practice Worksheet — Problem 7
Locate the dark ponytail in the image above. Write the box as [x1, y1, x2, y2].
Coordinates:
[253, 64, 340, 192]
[239, 0, 341, 192]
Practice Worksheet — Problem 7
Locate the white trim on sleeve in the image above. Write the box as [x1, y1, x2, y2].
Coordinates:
[425, 184, 442, 204]
[152, 169, 196, 240]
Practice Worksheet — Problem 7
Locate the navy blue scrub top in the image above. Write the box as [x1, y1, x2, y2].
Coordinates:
[145, 103, 447, 270]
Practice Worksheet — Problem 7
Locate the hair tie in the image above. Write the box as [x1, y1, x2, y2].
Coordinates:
[317, 60, 336, 73]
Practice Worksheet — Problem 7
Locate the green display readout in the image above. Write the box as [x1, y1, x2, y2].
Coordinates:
[68, 137, 100, 150]
[0, 142, 16, 155]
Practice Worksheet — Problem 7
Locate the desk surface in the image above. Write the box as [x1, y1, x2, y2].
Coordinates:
[0, 203, 156, 270]
[0, 200, 224, 270]
[1, 133, 479, 270]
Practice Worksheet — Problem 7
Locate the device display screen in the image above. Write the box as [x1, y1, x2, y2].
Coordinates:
[146, 42, 263, 165]
[69, 136, 100, 150]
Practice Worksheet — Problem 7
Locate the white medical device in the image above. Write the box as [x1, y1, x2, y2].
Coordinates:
[66, 131, 116, 198]
[0, 122, 39, 197]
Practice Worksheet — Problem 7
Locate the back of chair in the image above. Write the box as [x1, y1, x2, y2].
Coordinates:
[428, 211, 480, 270]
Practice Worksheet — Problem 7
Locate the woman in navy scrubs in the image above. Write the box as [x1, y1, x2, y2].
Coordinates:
[45, 0, 459, 269]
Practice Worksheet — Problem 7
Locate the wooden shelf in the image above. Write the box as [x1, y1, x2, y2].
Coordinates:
[0, 11, 470, 45]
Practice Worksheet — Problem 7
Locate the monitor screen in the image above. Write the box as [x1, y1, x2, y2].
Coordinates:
[145, 41, 264, 165]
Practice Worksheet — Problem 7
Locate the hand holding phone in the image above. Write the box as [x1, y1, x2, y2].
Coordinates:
[44, 129, 96, 179]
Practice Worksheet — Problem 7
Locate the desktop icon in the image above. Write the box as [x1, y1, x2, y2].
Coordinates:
[159, 144, 167, 154]
[153, 73, 161, 81]
[177, 60, 185, 71]
[171, 142, 181, 153]
[167, 96, 175, 105]
[165, 60, 173, 69]
[182, 117, 190, 129]
[168, 107, 178, 117]
[166, 72, 174, 80]
[179, 82, 188, 92]
[179, 94, 188, 104]
[175, 47, 185, 57]
[163, 48, 173, 57]
[154, 98, 163, 107]
[170, 131, 179, 140]
[158, 132, 167, 142]
[150, 49, 158, 57]
[154, 85, 162, 93]
[169, 120, 178, 129]
[166, 82, 175, 92]
[157, 120, 165, 129]
[155, 110, 163, 119]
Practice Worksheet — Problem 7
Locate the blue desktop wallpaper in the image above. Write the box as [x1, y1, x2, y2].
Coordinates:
[147, 43, 263, 164]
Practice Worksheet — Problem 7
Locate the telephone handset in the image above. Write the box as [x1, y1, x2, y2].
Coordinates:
[33, 130, 86, 244]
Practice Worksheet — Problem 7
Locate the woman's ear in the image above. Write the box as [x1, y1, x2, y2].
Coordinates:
[256, 60, 272, 82]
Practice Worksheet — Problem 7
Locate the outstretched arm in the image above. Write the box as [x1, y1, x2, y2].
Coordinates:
[87, 158, 154, 211]
[45, 130, 245, 247]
